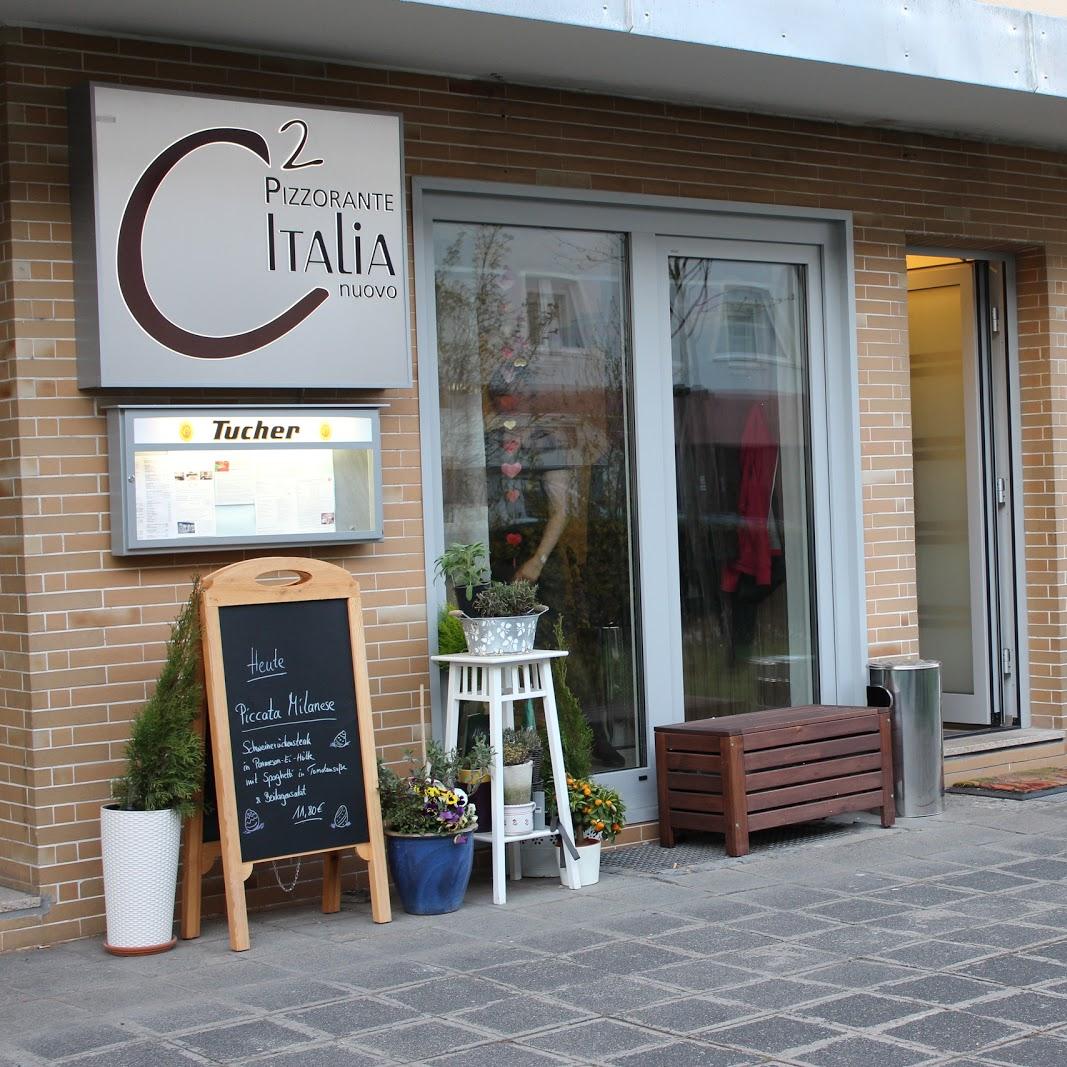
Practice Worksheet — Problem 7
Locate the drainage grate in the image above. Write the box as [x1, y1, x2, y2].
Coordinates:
[600, 821, 865, 875]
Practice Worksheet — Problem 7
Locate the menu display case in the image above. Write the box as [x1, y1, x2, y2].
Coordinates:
[107, 405, 383, 555]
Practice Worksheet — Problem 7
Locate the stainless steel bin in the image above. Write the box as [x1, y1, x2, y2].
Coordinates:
[868, 658, 944, 818]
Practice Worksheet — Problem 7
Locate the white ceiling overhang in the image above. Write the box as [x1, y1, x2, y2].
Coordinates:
[3, 0, 1067, 148]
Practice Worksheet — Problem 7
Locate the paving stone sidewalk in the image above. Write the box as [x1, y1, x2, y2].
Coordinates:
[5, 793, 1067, 1066]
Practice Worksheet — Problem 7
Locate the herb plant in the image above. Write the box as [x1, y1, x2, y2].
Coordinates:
[434, 542, 490, 601]
[471, 580, 540, 618]
[502, 726, 539, 766]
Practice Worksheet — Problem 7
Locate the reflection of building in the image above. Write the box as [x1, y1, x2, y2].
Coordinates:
[6, 2, 1067, 948]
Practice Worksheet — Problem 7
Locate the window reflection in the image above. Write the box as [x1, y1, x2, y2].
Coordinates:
[434, 223, 643, 771]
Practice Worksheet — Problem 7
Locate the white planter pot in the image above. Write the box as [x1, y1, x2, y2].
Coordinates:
[100, 804, 182, 955]
[561, 840, 602, 888]
[452, 608, 547, 655]
[519, 837, 561, 876]
[502, 801, 535, 836]
[502, 760, 533, 805]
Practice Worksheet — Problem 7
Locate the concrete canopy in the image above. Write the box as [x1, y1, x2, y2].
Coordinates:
[2, 0, 1067, 147]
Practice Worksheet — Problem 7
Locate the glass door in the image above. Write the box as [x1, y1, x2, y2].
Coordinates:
[657, 239, 824, 719]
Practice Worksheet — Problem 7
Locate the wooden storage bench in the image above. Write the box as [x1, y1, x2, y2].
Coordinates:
[655, 705, 895, 857]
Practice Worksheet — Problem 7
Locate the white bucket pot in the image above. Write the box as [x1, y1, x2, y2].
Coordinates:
[561, 839, 601, 888]
[100, 804, 182, 955]
[502, 801, 536, 836]
[502, 760, 533, 805]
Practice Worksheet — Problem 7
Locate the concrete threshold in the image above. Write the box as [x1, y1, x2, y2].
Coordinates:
[943, 727, 1065, 758]
[0, 887, 41, 916]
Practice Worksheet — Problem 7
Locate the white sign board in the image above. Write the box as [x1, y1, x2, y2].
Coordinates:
[69, 85, 411, 389]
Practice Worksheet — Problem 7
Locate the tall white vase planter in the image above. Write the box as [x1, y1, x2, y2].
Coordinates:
[101, 804, 182, 955]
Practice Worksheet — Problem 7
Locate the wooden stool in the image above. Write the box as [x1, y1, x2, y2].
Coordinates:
[655, 705, 895, 857]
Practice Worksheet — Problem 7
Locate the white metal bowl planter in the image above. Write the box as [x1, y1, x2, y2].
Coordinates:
[451, 607, 547, 656]
[100, 804, 182, 955]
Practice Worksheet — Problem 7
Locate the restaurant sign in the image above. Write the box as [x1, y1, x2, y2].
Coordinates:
[69, 85, 410, 389]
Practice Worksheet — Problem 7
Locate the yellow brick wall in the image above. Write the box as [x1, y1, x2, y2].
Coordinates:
[1, 25, 1065, 949]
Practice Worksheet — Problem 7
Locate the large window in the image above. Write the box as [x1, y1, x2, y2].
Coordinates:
[433, 223, 644, 770]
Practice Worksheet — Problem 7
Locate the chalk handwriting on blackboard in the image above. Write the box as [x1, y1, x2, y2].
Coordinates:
[218, 598, 368, 864]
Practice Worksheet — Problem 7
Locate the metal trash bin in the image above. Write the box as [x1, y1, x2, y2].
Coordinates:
[868, 658, 944, 817]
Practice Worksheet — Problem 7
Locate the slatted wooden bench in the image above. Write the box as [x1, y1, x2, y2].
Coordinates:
[655, 705, 895, 857]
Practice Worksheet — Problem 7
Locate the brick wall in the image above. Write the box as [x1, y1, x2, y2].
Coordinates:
[1, 25, 1065, 949]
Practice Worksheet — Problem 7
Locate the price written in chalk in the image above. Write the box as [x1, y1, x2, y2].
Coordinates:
[218, 599, 368, 863]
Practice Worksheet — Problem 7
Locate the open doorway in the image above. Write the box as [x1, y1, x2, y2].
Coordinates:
[905, 254, 1020, 732]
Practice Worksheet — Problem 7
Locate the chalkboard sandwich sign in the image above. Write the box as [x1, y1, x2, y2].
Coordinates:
[198, 556, 390, 950]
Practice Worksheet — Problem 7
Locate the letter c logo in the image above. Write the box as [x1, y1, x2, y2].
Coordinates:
[116, 127, 328, 359]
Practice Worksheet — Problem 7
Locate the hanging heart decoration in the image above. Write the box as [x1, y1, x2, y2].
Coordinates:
[502, 419, 517, 430]
[505, 489, 521, 503]
[505, 533, 523, 547]
[503, 439, 520, 454]
[501, 462, 522, 479]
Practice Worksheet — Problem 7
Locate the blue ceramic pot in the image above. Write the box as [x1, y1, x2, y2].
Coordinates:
[386, 830, 475, 915]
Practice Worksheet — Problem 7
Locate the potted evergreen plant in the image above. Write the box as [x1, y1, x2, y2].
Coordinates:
[378, 741, 488, 914]
[451, 580, 547, 655]
[434, 541, 491, 615]
[101, 580, 204, 955]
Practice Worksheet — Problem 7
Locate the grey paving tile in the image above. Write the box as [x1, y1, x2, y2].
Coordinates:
[124, 997, 255, 1034]
[882, 1010, 1025, 1053]
[714, 942, 842, 976]
[708, 1015, 840, 1055]
[747, 886, 845, 910]
[720, 978, 838, 1010]
[513, 926, 618, 954]
[61, 1044, 205, 1067]
[653, 925, 776, 957]
[388, 975, 511, 1015]
[670, 899, 772, 924]
[797, 871, 909, 896]
[481, 956, 600, 992]
[570, 940, 692, 975]
[244, 1044, 384, 1066]
[936, 871, 1037, 894]
[956, 954, 1067, 987]
[451, 994, 591, 1037]
[645, 959, 761, 993]
[178, 1019, 315, 1062]
[598, 912, 701, 938]
[218, 976, 351, 1012]
[418, 942, 544, 973]
[623, 995, 753, 1034]
[522, 1018, 665, 1059]
[945, 923, 1061, 951]
[609, 1040, 753, 1066]
[980, 1035, 1067, 1066]
[792, 1035, 936, 1067]
[869, 884, 978, 909]
[285, 995, 419, 1036]
[802, 960, 920, 990]
[997, 858, 1067, 881]
[806, 897, 916, 925]
[865, 909, 981, 938]
[881, 974, 1001, 1005]
[16, 1022, 134, 1060]
[324, 959, 449, 991]
[1024, 939, 1067, 964]
[724, 911, 839, 940]
[800, 992, 928, 1028]
[355, 1019, 491, 1060]
[427, 1042, 570, 1066]
[799, 925, 920, 957]
[966, 990, 1067, 1027]
[558, 975, 675, 1013]
[878, 940, 997, 971]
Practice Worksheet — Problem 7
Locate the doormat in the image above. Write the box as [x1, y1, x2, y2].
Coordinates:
[600, 821, 863, 875]
[948, 767, 1067, 800]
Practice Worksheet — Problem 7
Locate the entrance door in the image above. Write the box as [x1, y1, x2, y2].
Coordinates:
[906, 259, 1018, 728]
[662, 240, 822, 719]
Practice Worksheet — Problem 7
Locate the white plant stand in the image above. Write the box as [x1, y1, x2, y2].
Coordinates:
[433, 649, 581, 904]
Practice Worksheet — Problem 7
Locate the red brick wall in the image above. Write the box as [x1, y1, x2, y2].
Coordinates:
[1, 25, 1065, 949]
